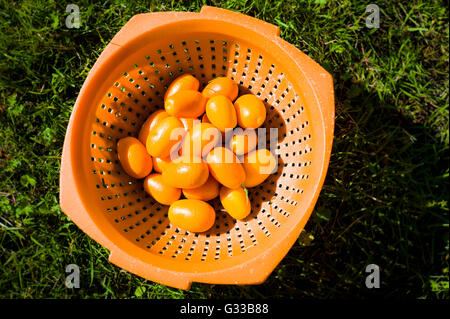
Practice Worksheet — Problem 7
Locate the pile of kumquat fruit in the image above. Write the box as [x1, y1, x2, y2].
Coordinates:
[116, 74, 277, 233]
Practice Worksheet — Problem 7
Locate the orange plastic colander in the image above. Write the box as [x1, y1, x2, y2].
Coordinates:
[60, 6, 334, 290]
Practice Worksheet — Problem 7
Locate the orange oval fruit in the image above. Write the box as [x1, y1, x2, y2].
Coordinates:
[202, 77, 239, 101]
[234, 94, 266, 129]
[164, 74, 199, 101]
[206, 147, 245, 189]
[180, 117, 200, 134]
[205, 95, 237, 133]
[152, 156, 172, 173]
[165, 90, 207, 118]
[162, 156, 209, 189]
[181, 123, 221, 158]
[138, 110, 169, 145]
[242, 149, 277, 188]
[228, 129, 257, 156]
[168, 199, 215, 232]
[182, 175, 220, 201]
[202, 112, 227, 142]
[219, 186, 251, 220]
[117, 137, 153, 179]
[146, 116, 185, 158]
[143, 173, 181, 205]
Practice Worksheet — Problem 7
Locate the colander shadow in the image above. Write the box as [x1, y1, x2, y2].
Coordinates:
[242, 155, 286, 223]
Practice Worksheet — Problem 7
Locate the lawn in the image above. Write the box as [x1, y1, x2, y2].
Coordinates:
[0, 0, 448, 299]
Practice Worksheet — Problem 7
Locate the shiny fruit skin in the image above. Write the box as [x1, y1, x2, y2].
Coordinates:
[242, 149, 277, 187]
[234, 94, 266, 129]
[202, 77, 239, 101]
[165, 90, 207, 118]
[138, 110, 169, 145]
[168, 199, 215, 232]
[202, 112, 226, 141]
[143, 173, 181, 205]
[152, 156, 172, 173]
[146, 116, 185, 158]
[219, 186, 251, 220]
[180, 117, 200, 134]
[205, 95, 237, 133]
[117, 137, 153, 179]
[206, 147, 245, 189]
[228, 129, 257, 156]
[162, 156, 209, 189]
[164, 74, 199, 101]
[181, 123, 221, 158]
[182, 175, 220, 201]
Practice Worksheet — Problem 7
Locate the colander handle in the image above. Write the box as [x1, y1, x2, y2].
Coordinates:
[200, 6, 280, 37]
[108, 12, 198, 47]
[108, 6, 281, 47]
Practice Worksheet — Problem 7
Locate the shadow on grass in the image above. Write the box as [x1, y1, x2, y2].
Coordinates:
[188, 80, 449, 298]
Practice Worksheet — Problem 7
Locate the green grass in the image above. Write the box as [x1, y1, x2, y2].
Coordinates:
[0, 0, 448, 299]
